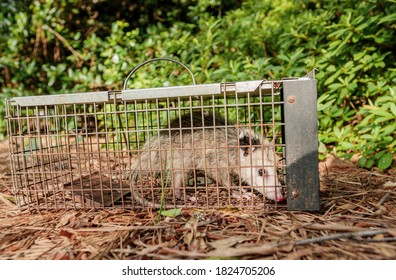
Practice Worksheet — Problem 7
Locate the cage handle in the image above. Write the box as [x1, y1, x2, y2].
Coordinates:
[123, 58, 196, 90]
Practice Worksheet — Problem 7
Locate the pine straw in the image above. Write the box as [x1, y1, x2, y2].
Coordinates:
[0, 141, 395, 260]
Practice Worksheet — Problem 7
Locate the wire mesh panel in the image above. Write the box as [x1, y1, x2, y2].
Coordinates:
[6, 94, 131, 210]
[6, 69, 319, 211]
[122, 81, 285, 210]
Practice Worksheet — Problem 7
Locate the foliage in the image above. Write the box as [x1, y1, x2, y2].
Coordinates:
[1, 0, 395, 169]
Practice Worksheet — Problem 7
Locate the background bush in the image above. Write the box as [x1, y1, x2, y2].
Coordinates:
[1, 0, 395, 170]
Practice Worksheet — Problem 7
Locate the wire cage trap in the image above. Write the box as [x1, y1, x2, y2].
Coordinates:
[6, 58, 320, 211]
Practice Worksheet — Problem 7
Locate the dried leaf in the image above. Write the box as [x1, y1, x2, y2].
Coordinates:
[92, 213, 104, 224]
[59, 229, 74, 239]
[325, 157, 355, 169]
[383, 181, 396, 188]
[373, 205, 388, 217]
[209, 236, 254, 250]
[183, 216, 198, 247]
[339, 203, 357, 210]
[57, 212, 78, 227]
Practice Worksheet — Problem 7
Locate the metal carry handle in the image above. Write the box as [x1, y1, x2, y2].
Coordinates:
[123, 57, 196, 90]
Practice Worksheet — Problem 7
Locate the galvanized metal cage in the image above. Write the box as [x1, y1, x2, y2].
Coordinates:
[6, 59, 319, 211]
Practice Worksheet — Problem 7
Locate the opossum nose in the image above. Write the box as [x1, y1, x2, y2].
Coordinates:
[277, 195, 284, 203]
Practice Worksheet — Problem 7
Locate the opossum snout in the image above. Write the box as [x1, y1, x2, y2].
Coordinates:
[259, 173, 284, 202]
[265, 187, 284, 202]
[238, 129, 284, 202]
[259, 168, 284, 202]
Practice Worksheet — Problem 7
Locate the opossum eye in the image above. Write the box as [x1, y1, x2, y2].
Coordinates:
[258, 169, 267, 177]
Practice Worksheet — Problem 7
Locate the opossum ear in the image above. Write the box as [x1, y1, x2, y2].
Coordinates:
[239, 129, 261, 156]
[241, 146, 252, 157]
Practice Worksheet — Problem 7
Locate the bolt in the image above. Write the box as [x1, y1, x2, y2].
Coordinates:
[287, 95, 296, 104]
[291, 189, 299, 198]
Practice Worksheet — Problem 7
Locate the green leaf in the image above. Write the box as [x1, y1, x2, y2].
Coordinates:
[356, 22, 369, 31]
[317, 93, 330, 104]
[160, 208, 182, 217]
[383, 136, 394, 143]
[374, 150, 386, 160]
[360, 134, 375, 140]
[318, 141, 327, 153]
[391, 103, 396, 116]
[377, 153, 393, 170]
[359, 156, 375, 169]
[372, 109, 393, 118]
[378, 13, 396, 24]
[374, 37, 385, 44]
[324, 69, 342, 86]
[327, 65, 337, 72]
[333, 126, 342, 139]
[328, 83, 344, 93]
[380, 123, 396, 136]
[365, 157, 375, 169]
[277, 54, 289, 62]
[374, 115, 394, 124]
[318, 99, 335, 111]
[331, 107, 344, 117]
[340, 141, 354, 150]
[358, 157, 366, 167]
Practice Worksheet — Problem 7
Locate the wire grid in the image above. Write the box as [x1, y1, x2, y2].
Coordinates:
[6, 80, 286, 210]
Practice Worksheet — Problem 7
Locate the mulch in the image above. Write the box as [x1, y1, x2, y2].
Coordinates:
[0, 141, 395, 260]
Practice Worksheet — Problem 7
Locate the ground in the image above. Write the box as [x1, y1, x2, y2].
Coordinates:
[0, 140, 395, 260]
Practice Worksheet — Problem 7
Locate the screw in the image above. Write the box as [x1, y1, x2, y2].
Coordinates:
[287, 95, 296, 104]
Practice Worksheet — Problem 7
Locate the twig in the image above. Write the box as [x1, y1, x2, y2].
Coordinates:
[378, 193, 390, 205]
[293, 229, 392, 246]
[33, 25, 41, 57]
[303, 223, 366, 232]
[356, 237, 396, 243]
[334, 179, 362, 185]
[362, 171, 394, 179]
[42, 25, 84, 61]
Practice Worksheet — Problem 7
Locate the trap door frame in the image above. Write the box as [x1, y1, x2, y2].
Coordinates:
[282, 78, 320, 211]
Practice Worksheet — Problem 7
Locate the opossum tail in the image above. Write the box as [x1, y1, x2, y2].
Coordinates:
[129, 169, 186, 209]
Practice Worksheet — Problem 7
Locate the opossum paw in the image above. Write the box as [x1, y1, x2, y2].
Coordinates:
[232, 191, 254, 200]
[174, 189, 185, 201]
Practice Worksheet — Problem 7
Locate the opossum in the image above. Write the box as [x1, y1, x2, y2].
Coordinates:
[130, 111, 284, 208]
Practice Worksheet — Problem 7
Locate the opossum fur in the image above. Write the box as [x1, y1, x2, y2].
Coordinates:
[130, 111, 283, 208]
